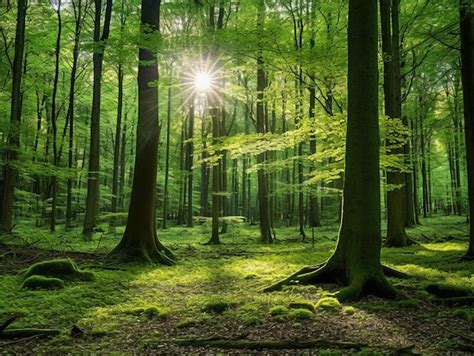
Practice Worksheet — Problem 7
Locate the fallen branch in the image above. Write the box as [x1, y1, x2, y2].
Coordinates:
[159, 338, 367, 350]
[0, 328, 60, 339]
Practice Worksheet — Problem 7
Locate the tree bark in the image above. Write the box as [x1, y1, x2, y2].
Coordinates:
[83, 0, 113, 238]
[256, 0, 273, 244]
[459, 0, 474, 258]
[265, 0, 398, 301]
[0, 0, 27, 231]
[380, 0, 409, 247]
[110, 0, 174, 265]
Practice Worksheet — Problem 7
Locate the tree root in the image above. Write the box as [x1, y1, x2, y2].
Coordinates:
[159, 338, 367, 351]
[108, 246, 175, 266]
[263, 262, 407, 296]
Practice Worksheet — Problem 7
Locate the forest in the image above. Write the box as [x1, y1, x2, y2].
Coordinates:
[0, 0, 473, 353]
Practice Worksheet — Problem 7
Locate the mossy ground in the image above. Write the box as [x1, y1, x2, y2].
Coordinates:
[0, 216, 473, 353]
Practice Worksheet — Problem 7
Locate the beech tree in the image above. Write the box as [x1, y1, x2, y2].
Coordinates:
[265, 0, 400, 300]
[110, 0, 174, 265]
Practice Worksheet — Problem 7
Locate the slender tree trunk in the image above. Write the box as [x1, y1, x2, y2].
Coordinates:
[49, 1, 62, 232]
[110, 0, 173, 265]
[65, 0, 84, 229]
[0, 0, 27, 231]
[186, 95, 195, 227]
[207, 103, 221, 244]
[256, 0, 273, 244]
[83, 0, 113, 238]
[380, 0, 408, 246]
[118, 120, 127, 211]
[460, 0, 474, 258]
[162, 87, 172, 228]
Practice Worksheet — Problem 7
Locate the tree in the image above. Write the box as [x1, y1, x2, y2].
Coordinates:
[380, 0, 410, 247]
[83, 0, 113, 238]
[0, 0, 27, 232]
[256, 0, 273, 244]
[459, 0, 474, 259]
[110, 0, 174, 265]
[264, 0, 399, 301]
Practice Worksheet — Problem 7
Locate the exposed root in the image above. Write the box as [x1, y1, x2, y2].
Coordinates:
[263, 261, 401, 301]
[108, 245, 175, 266]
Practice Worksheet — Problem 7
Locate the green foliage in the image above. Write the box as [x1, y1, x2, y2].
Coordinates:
[21, 275, 65, 290]
[342, 306, 356, 315]
[23, 259, 94, 282]
[288, 302, 316, 312]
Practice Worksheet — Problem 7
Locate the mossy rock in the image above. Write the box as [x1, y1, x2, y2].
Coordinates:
[21, 275, 65, 290]
[269, 305, 289, 317]
[202, 301, 230, 314]
[23, 259, 94, 282]
[288, 308, 314, 320]
[288, 302, 315, 313]
[426, 283, 472, 298]
[315, 297, 341, 310]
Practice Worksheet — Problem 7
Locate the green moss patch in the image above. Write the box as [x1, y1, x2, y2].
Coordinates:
[23, 259, 94, 282]
[269, 305, 289, 317]
[123, 306, 162, 318]
[315, 297, 341, 310]
[21, 275, 65, 290]
[288, 302, 315, 312]
[287, 308, 314, 320]
[202, 300, 230, 314]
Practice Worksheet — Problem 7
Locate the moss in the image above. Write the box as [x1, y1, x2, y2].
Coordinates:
[244, 273, 259, 280]
[269, 305, 289, 317]
[202, 300, 230, 314]
[176, 318, 199, 329]
[23, 259, 94, 282]
[125, 306, 162, 318]
[426, 283, 472, 298]
[453, 309, 474, 322]
[315, 297, 341, 310]
[288, 302, 315, 312]
[342, 306, 356, 315]
[91, 327, 109, 337]
[21, 275, 65, 290]
[396, 299, 420, 309]
[288, 308, 314, 320]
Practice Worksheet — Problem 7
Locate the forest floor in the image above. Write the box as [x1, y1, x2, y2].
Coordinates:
[0, 216, 473, 355]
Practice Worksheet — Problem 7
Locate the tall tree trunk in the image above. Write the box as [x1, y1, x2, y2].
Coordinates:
[380, 0, 409, 247]
[207, 102, 221, 244]
[256, 0, 273, 244]
[162, 87, 172, 229]
[460, 0, 474, 258]
[49, 0, 62, 232]
[0, 0, 27, 231]
[111, 64, 123, 228]
[265, 0, 397, 301]
[110, 0, 173, 265]
[186, 96, 195, 227]
[65, 0, 85, 229]
[83, 0, 113, 238]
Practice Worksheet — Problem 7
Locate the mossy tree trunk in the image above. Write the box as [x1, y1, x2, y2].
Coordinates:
[380, 0, 409, 247]
[0, 0, 27, 232]
[265, 0, 398, 301]
[110, 0, 174, 265]
[460, 0, 474, 258]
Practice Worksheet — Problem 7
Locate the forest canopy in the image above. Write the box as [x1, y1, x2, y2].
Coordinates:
[0, 0, 473, 353]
